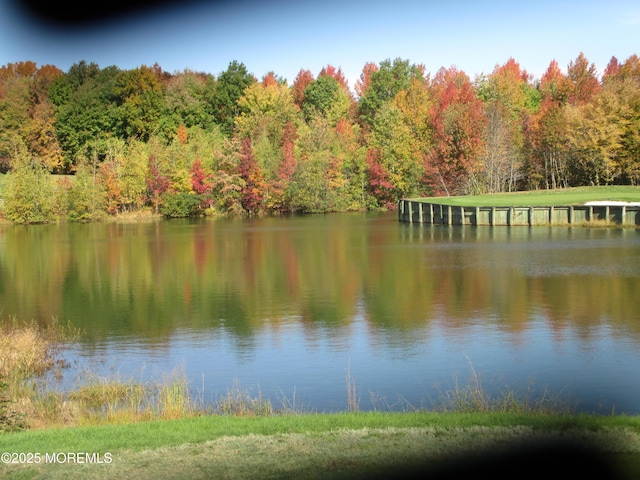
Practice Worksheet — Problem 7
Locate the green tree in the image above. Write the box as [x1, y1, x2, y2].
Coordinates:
[367, 101, 424, 200]
[358, 58, 425, 128]
[211, 61, 256, 135]
[67, 161, 107, 221]
[159, 69, 215, 139]
[302, 75, 351, 125]
[289, 117, 343, 213]
[53, 64, 120, 167]
[333, 118, 368, 210]
[113, 65, 165, 141]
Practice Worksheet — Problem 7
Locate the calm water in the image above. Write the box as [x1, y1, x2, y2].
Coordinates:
[1, 213, 639, 413]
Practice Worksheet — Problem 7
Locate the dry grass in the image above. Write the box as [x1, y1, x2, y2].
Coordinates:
[214, 378, 274, 417]
[0, 317, 80, 430]
[0, 317, 75, 381]
[110, 208, 163, 223]
[431, 356, 575, 415]
[346, 364, 360, 412]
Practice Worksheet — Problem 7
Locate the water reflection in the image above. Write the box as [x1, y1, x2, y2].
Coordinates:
[0, 214, 639, 413]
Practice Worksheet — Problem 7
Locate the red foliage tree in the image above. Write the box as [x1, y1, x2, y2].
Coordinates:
[355, 62, 379, 98]
[146, 155, 170, 213]
[190, 158, 212, 195]
[292, 69, 314, 110]
[261, 72, 278, 87]
[366, 148, 396, 209]
[567, 52, 601, 106]
[271, 121, 298, 212]
[539, 60, 572, 104]
[238, 138, 265, 214]
[319, 64, 349, 92]
[427, 67, 486, 195]
[603, 56, 621, 81]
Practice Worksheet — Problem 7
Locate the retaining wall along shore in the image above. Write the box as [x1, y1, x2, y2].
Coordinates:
[398, 200, 640, 226]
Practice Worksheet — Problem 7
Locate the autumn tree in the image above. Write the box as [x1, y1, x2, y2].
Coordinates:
[292, 69, 314, 110]
[261, 71, 286, 87]
[560, 54, 639, 186]
[601, 54, 640, 184]
[237, 137, 265, 214]
[25, 100, 64, 172]
[567, 52, 601, 106]
[0, 71, 31, 171]
[563, 98, 623, 185]
[95, 137, 146, 214]
[354, 62, 379, 99]
[0, 62, 65, 172]
[146, 154, 170, 213]
[427, 67, 486, 195]
[270, 120, 298, 212]
[524, 98, 571, 189]
[526, 53, 600, 188]
[235, 80, 298, 206]
[0, 61, 37, 80]
[26, 64, 64, 171]
[318, 65, 350, 91]
[475, 58, 540, 192]
[365, 148, 395, 209]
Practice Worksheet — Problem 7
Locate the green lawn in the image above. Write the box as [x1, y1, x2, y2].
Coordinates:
[414, 186, 640, 207]
[1, 412, 639, 479]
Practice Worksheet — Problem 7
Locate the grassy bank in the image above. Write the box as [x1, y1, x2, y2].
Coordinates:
[415, 185, 640, 207]
[2, 281, 640, 477]
[2, 321, 640, 478]
[1, 412, 640, 479]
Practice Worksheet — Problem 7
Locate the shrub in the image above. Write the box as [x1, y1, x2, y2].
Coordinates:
[160, 192, 203, 217]
[2, 160, 57, 224]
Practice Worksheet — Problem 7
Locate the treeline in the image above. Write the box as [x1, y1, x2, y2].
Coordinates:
[0, 53, 639, 223]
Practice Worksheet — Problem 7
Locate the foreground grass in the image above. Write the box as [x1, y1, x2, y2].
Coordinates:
[1, 412, 640, 479]
[415, 185, 640, 207]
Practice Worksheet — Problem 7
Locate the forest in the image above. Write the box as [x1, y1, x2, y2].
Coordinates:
[0, 53, 639, 223]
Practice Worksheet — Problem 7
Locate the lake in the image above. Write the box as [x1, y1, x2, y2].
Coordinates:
[1, 212, 639, 414]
